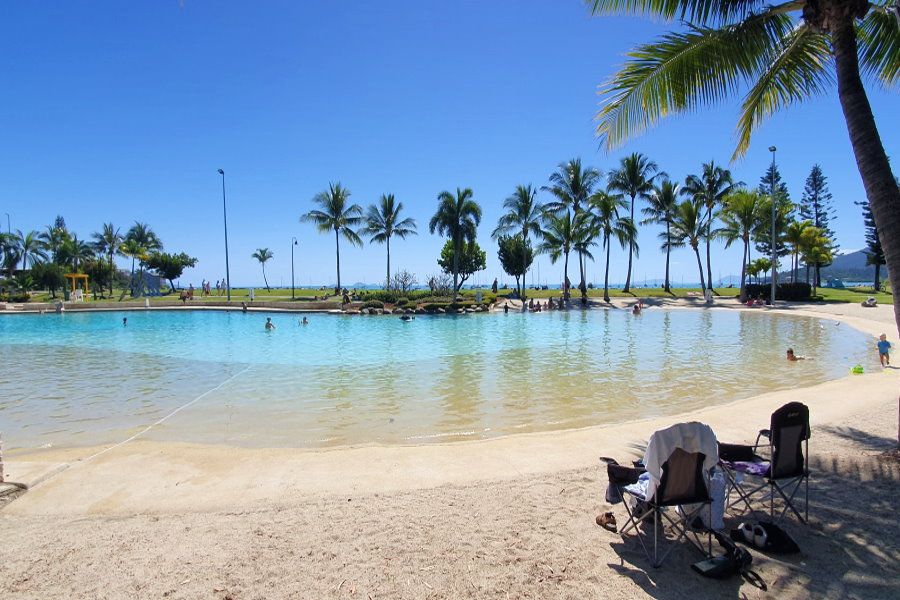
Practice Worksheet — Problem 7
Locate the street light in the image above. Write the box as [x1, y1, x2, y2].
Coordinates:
[768, 146, 777, 306]
[291, 237, 298, 299]
[217, 169, 231, 302]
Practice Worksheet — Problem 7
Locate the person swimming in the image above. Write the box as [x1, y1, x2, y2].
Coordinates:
[786, 348, 805, 361]
[400, 314, 413, 321]
[265, 317, 276, 330]
[122, 317, 127, 327]
[241, 301, 248, 313]
[300, 316, 309, 325]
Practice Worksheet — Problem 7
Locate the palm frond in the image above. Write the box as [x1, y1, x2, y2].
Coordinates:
[858, 3, 900, 86]
[735, 23, 833, 158]
[595, 12, 793, 151]
[587, 1, 776, 26]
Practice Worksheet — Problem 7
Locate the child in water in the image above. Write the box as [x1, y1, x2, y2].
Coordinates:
[265, 317, 276, 331]
[877, 334, 891, 367]
[786, 348, 805, 361]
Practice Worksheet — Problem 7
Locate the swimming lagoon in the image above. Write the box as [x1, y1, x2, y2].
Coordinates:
[0, 308, 878, 451]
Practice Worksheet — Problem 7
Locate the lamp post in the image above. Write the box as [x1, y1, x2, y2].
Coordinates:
[768, 146, 777, 306]
[217, 169, 231, 302]
[291, 237, 298, 299]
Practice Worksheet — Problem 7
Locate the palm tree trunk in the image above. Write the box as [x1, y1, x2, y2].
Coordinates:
[130, 256, 135, 296]
[562, 250, 570, 302]
[832, 17, 900, 335]
[874, 264, 881, 292]
[452, 237, 460, 300]
[522, 227, 529, 303]
[334, 228, 341, 295]
[693, 245, 706, 294]
[664, 223, 671, 293]
[604, 235, 611, 303]
[262, 264, 270, 291]
[386, 236, 391, 290]
[624, 194, 635, 292]
[109, 252, 114, 296]
[739, 238, 748, 303]
[705, 206, 713, 291]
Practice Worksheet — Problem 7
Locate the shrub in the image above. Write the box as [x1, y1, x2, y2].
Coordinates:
[358, 290, 399, 304]
[361, 300, 384, 309]
[395, 298, 409, 307]
[0, 292, 31, 303]
[744, 282, 812, 302]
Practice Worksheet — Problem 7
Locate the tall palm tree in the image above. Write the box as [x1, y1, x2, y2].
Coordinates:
[0, 232, 15, 274]
[718, 190, 763, 301]
[682, 161, 738, 291]
[14, 230, 47, 271]
[607, 152, 660, 293]
[59, 234, 93, 273]
[641, 179, 679, 293]
[93, 223, 122, 295]
[302, 182, 363, 294]
[668, 199, 709, 292]
[537, 212, 580, 301]
[363, 193, 418, 289]
[118, 238, 144, 296]
[429, 187, 481, 298]
[784, 220, 814, 283]
[39, 224, 70, 264]
[251, 248, 274, 291]
[543, 159, 602, 297]
[590, 0, 900, 333]
[589, 191, 636, 302]
[492, 184, 545, 300]
[125, 222, 162, 292]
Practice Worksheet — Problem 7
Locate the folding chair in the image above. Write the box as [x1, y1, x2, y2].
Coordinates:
[608, 422, 717, 568]
[719, 402, 810, 524]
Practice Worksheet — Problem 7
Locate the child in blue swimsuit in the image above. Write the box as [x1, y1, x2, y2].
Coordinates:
[877, 334, 891, 367]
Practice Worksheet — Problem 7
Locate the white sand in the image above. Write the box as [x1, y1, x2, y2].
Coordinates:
[1, 301, 898, 599]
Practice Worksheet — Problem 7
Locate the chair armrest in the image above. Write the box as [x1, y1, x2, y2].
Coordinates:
[607, 463, 646, 485]
[718, 443, 759, 462]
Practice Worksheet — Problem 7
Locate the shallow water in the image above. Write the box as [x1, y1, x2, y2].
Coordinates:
[0, 308, 879, 451]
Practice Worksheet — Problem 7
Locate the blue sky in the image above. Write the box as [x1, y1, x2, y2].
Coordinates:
[1, 1, 897, 288]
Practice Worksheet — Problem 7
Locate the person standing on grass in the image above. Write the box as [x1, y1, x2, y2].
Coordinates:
[877, 334, 891, 367]
[216, 280, 221, 295]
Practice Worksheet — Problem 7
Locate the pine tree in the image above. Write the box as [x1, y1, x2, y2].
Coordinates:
[799, 165, 838, 286]
[754, 164, 793, 276]
[856, 199, 886, 291]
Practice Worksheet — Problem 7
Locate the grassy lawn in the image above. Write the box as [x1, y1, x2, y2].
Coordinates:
[22, 284, 893, 305]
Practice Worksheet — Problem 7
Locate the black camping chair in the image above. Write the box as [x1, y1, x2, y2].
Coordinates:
[719, 402, 810, 524]
[610, 448, 714, 568]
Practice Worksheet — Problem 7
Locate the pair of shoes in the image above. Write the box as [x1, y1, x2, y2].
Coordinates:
[596, 511, 617, 532]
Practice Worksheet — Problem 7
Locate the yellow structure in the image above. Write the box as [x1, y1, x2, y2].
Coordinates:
[64, 273, 89, 300]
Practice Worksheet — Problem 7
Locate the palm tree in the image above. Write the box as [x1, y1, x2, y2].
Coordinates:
[669, 199, 708, 292]
[719, 190, 763, 301]
[14, 230, 47, 271]
[302, 182, 363, 294]
[252, 248, 274, 291]
[93, 223, 122, 296]
[543, 159, 602, 298]
[429, 187, 481, 298]
[641, 179, 679, 293]
[363, 194, 418, 289]
[682, 161, 738, 291]
[118, 238, 144, 296]
[0, 232, 15, 275]
[784, 220, 814, 283]
[537, 212, 579, 301]
[492, 184, 545, 300]
[607, 152, 660, 293]
[590, 0, 900, 332]
[39, 224, 70, 264]
[59, 234, 93, 273]
[125, 222, 162, 292]
[589, 191, 636, 302]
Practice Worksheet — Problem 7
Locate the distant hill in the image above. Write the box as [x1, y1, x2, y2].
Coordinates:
[817, 250, 888, 284]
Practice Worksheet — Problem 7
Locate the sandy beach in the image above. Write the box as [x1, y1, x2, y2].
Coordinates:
[1, 301, 898, 599]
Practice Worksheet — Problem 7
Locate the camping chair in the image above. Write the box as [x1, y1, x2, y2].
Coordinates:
[719, 402, 810, 524]
[608, 422, 718, 568]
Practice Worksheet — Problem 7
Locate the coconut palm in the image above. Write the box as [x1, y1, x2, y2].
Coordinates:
[14, 230, 47, 271]
[429, 187, 481, 298]
[364, 194, 418, 289]
[682, 161, 738, 291]
[92, 223, 122, 295]
[668, 199, 709, 292]
[39, 224, 70, 264]
[784, 220, 814, 283]
[719, 190, 763, 301]
[607, 153, 660, 293]
[800, 230, 832, 295]
[589, 191, 636, 302]
[125, 222, 162, 291]
[590, 0, 900, 331]
[118, 238, 144, 296]
[641, 179, 680, 293]
[58, 234, 93, 273]
[537, 212, 581, 301]
[302, 183, 363, 294]
[492, 184, 545, 301]
[251, 248, 274, 291]
[543, 159, 602, 297]
[0, 232, 15, 274]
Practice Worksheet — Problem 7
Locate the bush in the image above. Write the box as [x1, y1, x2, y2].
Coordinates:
[395, 298, 409, 307]
[358, 290, 399, 304]
[361, 300, 384, 309]
[744, 282, 811, 302]
[0, 292, 30, 303]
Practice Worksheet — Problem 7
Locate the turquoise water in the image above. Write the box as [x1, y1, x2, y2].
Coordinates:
[0, 308, 879, 451]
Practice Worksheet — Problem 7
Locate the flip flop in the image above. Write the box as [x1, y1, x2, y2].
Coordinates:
[596, 511, 617, 532]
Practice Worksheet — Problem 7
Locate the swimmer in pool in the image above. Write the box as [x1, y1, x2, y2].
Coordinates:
[300, 316, 309, 325]
[123, 317, 127, 327]
[265, 317, 276, 330]
[786, 348, 805, 361]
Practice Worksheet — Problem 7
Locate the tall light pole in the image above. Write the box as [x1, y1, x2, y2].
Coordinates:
[217, 169, 231, 301]
[291, 237, 298, 299]
[768, 146, 777, 306]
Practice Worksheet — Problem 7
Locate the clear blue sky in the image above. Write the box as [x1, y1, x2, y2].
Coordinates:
[2, 1, 897, 288]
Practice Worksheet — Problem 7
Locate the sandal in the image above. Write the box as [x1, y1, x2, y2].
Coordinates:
[595, 511, 617, 532]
